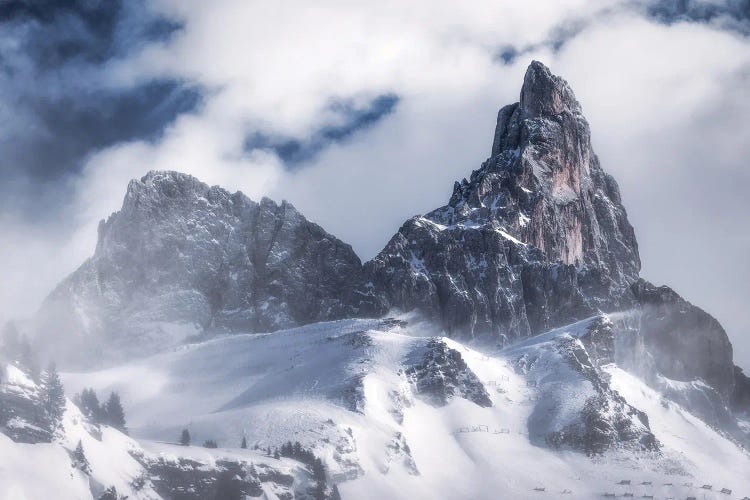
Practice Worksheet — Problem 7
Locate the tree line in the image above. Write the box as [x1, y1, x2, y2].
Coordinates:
[177, 430, 339, 500]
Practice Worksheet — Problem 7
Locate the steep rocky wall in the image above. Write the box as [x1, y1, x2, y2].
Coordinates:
[367, 61, 640, 342]
[36, 171, 382, 365]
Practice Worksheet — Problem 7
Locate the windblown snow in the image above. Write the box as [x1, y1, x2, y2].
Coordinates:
[46, 317, 750, 500]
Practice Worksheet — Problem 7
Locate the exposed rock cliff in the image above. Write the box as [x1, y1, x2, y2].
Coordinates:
[32, 62, 744, 410]
[36, 171, 379, 364]
[366, 61, 640, 341]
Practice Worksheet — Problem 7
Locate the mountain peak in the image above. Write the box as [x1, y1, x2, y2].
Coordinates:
[520, 60, 581, 117]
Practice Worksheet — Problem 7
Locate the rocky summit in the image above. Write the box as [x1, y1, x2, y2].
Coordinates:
[367, 61, 640, 342]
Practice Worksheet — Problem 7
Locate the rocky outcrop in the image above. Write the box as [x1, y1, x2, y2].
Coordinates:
[365, 61, 739, 409]
[517, 319, 659, 455]
[0, 365, 52, 444]
[36, 171, 381, 364]
[630, 280, 734, 397]
[404, 339, 492, 408]
[366, 61, 640, 342]
[553, 333, 659, 455]
[144, 457, 265, 499]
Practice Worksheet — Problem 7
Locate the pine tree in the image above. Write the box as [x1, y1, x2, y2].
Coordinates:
[180, 428, 191, 446]
[72, 440, 91, 474]
[311, 457, 326, 483]
[75, 388, 103, 423]
[273, 448, 280, 460]
[1, 323, 40, 381]
[103, 392, 127, 433]
[41, 361, 66, 432]
[18, 335, 39, 381]
[98, 486, 126, 500]
[240, 436, 247, 449]
[311, 480, 327, 500]
[203, 439, 218, 448]
[331, 484, 342, 500]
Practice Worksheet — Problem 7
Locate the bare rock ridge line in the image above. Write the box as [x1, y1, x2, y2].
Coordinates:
[37, 171, 382, 364]
[34, 61, 746, 405]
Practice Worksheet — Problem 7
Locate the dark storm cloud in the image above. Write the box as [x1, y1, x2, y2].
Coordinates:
[0, 80, 200, 213]
[0, 0, 199, 216]
[496, 0, 750, 66]
[245, 93, 399, 166]
[0, 0, 181, 64]
[495, 16, 600, 65]
[642, 0, 750, 34]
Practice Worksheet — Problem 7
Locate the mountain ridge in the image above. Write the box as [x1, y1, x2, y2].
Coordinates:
[7, 60, 750, 500]
[32, 61, 746, 406]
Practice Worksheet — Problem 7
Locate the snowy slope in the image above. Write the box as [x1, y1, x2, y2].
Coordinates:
[0, 365, 159, 500]
[0, 364, 320, 500]
[61, 317, 750, 500]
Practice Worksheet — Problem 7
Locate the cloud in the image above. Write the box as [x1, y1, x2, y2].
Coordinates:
[1, 0, 749, 369]
[0, 0, 200, 219]
[639, 0, 750, 34]
[245, 93, 400, 166]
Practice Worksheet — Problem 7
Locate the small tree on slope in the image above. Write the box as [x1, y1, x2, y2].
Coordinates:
[75, 388, 103, 423]
[41, 362, 66, 432]
[71, 440, 91, 474]
[180, 428, 191, 446]
[103, 392, 127, 434]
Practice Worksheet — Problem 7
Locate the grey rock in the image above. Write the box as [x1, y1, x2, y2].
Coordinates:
[36, 171, 381, 365]
[404, 339, 492, 408]
[631, 279, 734, 397]
[383, 432, 419, 476]
[366, 61, 640, 342]
[30, 62, 742, 420]
[732, 366, 750, 412]
[541, 320, 659, 455]
[0, 370, 52, 444]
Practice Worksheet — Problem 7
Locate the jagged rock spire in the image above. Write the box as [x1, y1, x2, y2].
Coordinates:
[368, 61, 641, 339]
[520, 60, 582, 117]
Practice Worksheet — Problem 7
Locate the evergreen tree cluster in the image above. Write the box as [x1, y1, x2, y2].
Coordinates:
[74, 388, 128, 434]
[1, 322, 39, 380]
[277, 441, 328, 500]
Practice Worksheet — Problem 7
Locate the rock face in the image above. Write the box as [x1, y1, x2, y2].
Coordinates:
[366, 61, 640, 342]
[515, 317, 659, 455]
[37, 171, 379, 364]
[404, 339, 492, 408]
[630, 280, 735, 397]
[0, 365, 52, 444]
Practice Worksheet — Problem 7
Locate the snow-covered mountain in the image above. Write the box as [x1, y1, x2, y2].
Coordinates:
[59, 316, 749, 499]
[4, 61, 749, 499]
